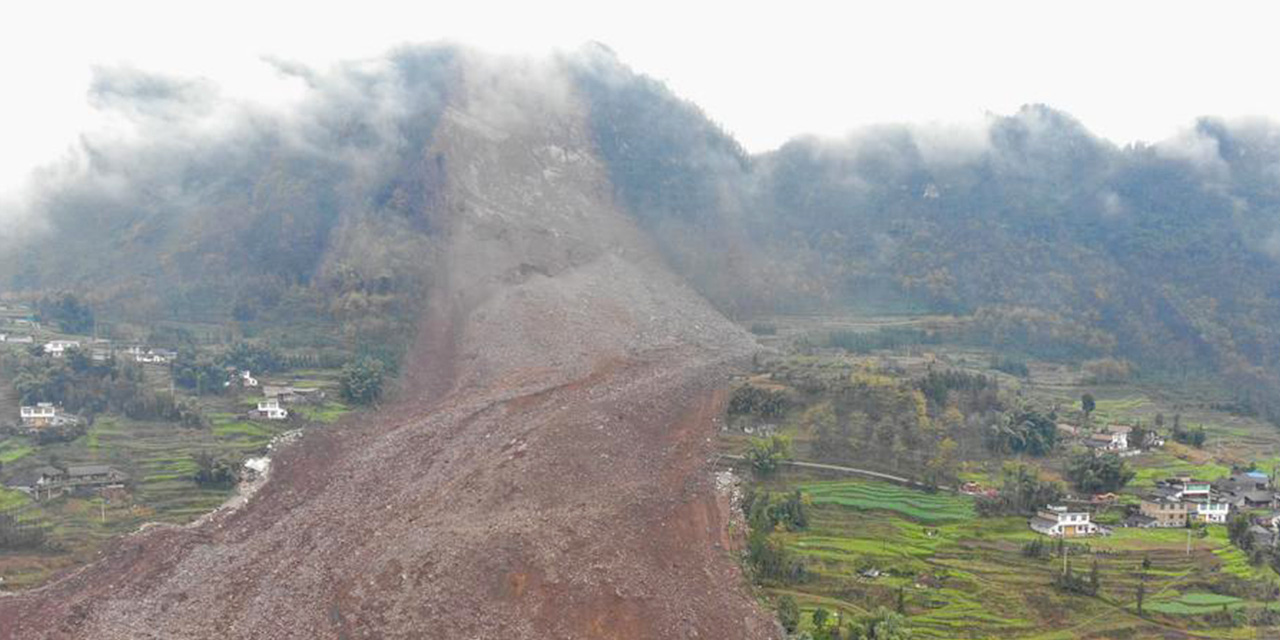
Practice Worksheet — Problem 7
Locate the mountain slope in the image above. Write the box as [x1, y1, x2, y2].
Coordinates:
[0, 52, 776, 639]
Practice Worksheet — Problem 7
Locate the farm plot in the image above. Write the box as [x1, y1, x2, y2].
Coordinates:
[799, 480, 975, 524]
[1145, 592, 1244, 616]
[769, 476, 1277, 638]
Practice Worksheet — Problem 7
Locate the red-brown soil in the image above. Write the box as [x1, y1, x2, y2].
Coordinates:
[0, 54, 777, 639]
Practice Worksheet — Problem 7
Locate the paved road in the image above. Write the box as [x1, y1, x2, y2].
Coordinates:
[716, 454, 955, 492]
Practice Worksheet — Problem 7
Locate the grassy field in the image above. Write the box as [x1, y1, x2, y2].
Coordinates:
[0, 365, 350, 589]
[799, 480, 974, 524]
[734, 313, 1280, 638]
[761, 472, 1278, 638]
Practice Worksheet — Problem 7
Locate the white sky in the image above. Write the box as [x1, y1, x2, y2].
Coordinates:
[2, 0, 1280, 197]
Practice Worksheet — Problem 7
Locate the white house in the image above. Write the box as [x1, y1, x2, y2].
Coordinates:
[1189, 500, 1231, 524]
[43, 340, 81, 357]
[20, 403, 58, 427]
[1030, 505, 1100, 537]
[8, 335, 33, 344]
[19, 403, 78, 429]
[137, 350, 168, 364]
[1177, 481, 1212, 501]
[227, 370, 260, 388]
[1087, 425, 1130, 452]
[256, 398, 288, 420]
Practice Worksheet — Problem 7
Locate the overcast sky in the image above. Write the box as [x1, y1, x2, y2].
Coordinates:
[2, 0, 1280, 198]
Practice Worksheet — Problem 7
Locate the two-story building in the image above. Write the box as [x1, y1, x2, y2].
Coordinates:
[1216, 472, 1276, 509]
[18, 403, 78, 429]
[1189, 500, 1231, 524]
[1139, 496, 1189, 527]
[126, 346, 171, 364]
[1140, 478, 1234, 527]
[42, 340, 81, 357]
[255, 398, 288, 420]
[1086, 425, 1130, 452]
[1030, 506, 1100, 537]
[19, 403, 58, 428]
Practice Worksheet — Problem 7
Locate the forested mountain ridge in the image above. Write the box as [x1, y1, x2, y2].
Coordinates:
[3, 47, 457, 355]
[8, 45, 1280, 415]
[574, 52, 1280, 417]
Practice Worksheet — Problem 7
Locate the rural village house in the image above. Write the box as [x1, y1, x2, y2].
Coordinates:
[1215, 472, 1277, 510]
[1029, 505, 1100, 537]
[1084, 425, 1130, 452]
[18, 403, 78, 429]
[8, 464, 127, 501]
[125, 346, 174, 364]
[262, 385, 325, 405]
[255, 398, 288, 420]
[42, 340, 81, 357]
[1138, 477, 1238, 527]
[1139, 496, 1189, 527]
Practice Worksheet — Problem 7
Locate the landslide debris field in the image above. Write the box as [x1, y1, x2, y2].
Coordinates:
[0, 55, 777, 639]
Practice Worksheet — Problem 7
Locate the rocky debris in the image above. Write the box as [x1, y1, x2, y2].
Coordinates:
[0, 53, 777, 639]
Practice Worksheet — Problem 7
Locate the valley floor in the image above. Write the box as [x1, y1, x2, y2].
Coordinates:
[725, 312, 1280, 638]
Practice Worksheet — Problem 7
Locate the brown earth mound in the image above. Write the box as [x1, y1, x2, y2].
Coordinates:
[0, 53, 778, 639]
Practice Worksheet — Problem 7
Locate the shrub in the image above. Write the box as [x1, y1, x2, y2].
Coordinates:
[745, 435, 792, 476]
[728, 386, 788, 418]
[340, 356, 387, 405]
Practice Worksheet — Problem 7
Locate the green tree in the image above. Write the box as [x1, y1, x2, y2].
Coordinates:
[859, 607, 910, 639]
[777, 595, 800, 633]
[1228, 513, 1252, 550]
[220, 341, 281, 374]
[172, 349, 225, 396]
[340, 356, 387, 405]
[37, 292, 94, 334]
[807, 403, 851, 461]
[1066, 451, 1135, 493]
[746, 434, 792, 475]
[813, 607, 830, 630]
[193, 451, 239, 487]
[974, 463, 1064, 516]
[1081, 393, 1096, 421]
[923, 437, 958, 488]
[985, 407, 1057, 456]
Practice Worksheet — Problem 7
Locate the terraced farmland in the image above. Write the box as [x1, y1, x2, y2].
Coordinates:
[1146, 592, 1244, 615]
[768, 476, 1279, 638]
[799, 480, 975, 523]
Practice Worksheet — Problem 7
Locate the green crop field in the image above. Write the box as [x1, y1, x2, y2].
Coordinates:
[758, 473, 1280, 638]
[798, 480, 975, 524]
[291, 401, 351, 424]
[1146, 592, 1244, 615]
[0, 366, 351, 589]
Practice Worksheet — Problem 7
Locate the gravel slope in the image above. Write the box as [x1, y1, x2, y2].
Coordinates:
[0, 53, 777, 640]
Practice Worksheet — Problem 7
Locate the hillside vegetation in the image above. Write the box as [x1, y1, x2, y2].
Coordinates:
[9, 47, 1280, 419]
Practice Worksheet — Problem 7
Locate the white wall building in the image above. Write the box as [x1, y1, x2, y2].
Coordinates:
[1030, 506, 1100, 537]
[256, 398, 288, 420]
[43, 340, 81, 357]
[1190, 500, 1231, 524]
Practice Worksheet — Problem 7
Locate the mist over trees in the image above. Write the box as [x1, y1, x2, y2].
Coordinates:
[8, 45, 1280, 416]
